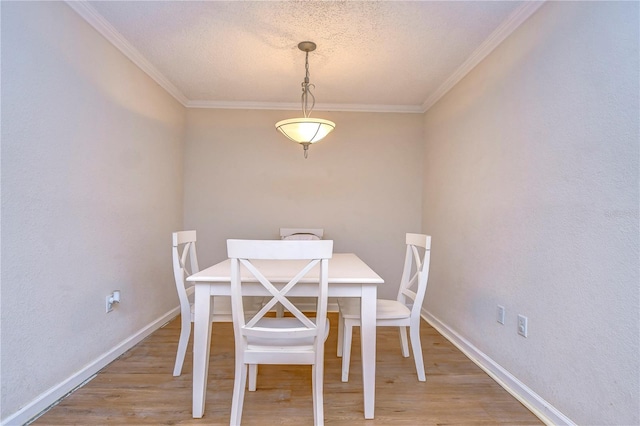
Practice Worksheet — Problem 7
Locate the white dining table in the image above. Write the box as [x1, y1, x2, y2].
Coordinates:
[186, 252, 384, 420]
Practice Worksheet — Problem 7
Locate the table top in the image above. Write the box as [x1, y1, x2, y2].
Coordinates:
[187, 253, 384, 284]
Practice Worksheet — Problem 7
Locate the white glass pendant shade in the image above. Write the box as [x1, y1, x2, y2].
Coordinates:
[276, 41, 335, 158]
[275, 118, 336, 144]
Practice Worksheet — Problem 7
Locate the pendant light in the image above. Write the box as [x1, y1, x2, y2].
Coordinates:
[275, 41, 335, 159]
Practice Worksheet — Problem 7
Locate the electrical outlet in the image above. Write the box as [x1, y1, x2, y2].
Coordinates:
[497, 305, 505, 324]
[106, 290, 121, 313]
[106, 295, 114, 313]
[517, 314, 528, 337]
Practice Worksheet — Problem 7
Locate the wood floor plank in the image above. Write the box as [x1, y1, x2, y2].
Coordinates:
[32, 313, 541, 425]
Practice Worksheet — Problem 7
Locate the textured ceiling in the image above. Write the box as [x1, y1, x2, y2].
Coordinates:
[76, 1, 541, 112]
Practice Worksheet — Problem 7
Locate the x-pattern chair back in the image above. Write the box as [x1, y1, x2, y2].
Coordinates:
[397, 233, 431, 313]
[228, 239, 334, 344]
[239, 257, 318, 337]
[173, 231, 199, 281]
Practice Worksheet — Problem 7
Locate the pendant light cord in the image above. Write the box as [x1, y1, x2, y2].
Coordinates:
[301, 50, 316, 118]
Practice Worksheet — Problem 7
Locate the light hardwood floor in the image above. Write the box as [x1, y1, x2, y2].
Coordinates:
[33, 313, 541, 425]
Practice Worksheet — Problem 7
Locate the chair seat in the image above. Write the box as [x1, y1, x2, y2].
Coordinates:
[246, 317, 330, 348]
[338, 298, 411, 320]
[376, 299, 412, 319]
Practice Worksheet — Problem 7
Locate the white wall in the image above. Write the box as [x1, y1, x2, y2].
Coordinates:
[183, 108, 423, 300]
[4, 1, 638, 425]
[0, 2, 185, 421]
[421, 2, 639, 425]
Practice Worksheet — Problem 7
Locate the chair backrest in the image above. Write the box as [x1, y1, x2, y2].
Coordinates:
[397, 233, 432, 318]
[172, 230, 199, 315]
[227, 239, 333, 349]
[280, 228, 324, 240]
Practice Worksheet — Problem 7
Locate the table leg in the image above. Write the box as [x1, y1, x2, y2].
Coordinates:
[193, 284, 212, 418]
[360, 283, 377, 419]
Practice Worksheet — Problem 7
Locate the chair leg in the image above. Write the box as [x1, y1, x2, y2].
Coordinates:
[248, 364, 258, 391]
[230, 360, 247, 425]
[312, 359, 324, 425]
[173, 315, 191, 376]
[336, 311, 344, 357]
[341, 321, 353, 382]
[275, 303, 284, 318]
[398, 326, 409, 357]
[409, 323, 426, 381]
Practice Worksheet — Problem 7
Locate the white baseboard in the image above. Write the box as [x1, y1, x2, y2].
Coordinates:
[422, 309, 575, 426]
[2, 307, 180, 426]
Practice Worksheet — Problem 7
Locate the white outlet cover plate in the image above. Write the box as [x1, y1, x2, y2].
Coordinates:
[497, 305, 505, 324]
[517, 314, 528, 337]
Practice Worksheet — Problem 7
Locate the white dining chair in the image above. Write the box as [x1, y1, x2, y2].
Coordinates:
[171, 230, 233, 376]
[227, 239, 333, 426]
[280, 227, 324, 240]
[337, 233, 431, 382]
[275, 228, 325, 317]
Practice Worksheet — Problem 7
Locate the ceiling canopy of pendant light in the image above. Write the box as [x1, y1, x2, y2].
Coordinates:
[275, 41, 335, 159]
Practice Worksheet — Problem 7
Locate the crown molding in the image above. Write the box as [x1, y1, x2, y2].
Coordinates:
[66, 1, 420, 113]
[65, 1, 190, 106]
[421, 0, 546, 112]
[67, 0, 544, 114]
[187, 100, 424, 114]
